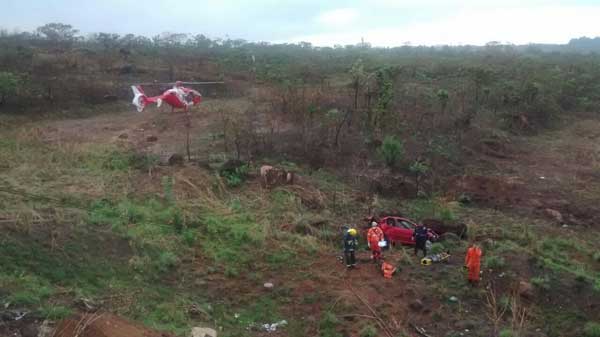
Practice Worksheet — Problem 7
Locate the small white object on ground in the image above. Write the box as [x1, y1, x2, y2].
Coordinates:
[191, 327, 218, 337]
[262, 320, 288, 332]
[263, 282, 274, 289]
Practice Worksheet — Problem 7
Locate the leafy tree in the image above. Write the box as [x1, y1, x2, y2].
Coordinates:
[93, 32, 120, 51]
[371, 68, 393, 131]
[377, 136, 404, 168]
[349, 58, 365, 110]
[436, 89, 449, 114]
[409, 160, 429, 197]
[0, 72, 19, 106]
[36, 23, 78, 42]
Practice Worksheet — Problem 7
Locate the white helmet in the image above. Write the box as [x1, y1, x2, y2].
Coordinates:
[371, 221, 378, 227]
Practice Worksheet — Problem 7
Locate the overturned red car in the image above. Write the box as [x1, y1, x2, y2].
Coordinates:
[375, 216, 439, 246]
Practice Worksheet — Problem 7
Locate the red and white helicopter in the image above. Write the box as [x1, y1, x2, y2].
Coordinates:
[131, 81, 222, 113]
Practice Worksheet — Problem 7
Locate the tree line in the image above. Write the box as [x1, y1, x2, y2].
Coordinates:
[2, 23, 600, 194]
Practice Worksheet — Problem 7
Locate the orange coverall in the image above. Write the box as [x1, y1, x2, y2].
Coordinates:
[381, 261, 396, 279]
[465, 245, 482, 282]
[367, 226, 384, 261]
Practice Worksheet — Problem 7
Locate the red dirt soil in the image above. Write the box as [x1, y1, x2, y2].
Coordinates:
[53, 313, 173, 337]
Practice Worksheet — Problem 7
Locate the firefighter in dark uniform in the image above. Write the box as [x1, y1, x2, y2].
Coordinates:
[343, 228, 359, 268]
[413, 223, 429, 257]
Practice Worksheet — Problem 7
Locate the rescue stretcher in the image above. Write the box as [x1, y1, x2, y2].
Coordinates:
[420, 251, 451, 265]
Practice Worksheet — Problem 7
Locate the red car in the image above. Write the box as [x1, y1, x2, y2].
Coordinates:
[377, 216, 439, 245]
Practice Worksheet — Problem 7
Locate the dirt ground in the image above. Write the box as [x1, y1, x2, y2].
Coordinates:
[53, 313, 173, 337]
[450, 117, 600, 227]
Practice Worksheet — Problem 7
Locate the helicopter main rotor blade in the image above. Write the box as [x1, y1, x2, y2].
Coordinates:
[135, 81, 225, 86]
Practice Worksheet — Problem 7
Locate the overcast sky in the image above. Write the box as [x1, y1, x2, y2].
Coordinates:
[2, 0, 599, 46]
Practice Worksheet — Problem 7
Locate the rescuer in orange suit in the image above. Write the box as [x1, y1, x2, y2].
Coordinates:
[381, 260, 396, 279]
[367, 221, 384, 262]
[465, 243, 482, 285]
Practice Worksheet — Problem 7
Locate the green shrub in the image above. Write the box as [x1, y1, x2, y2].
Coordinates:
[530, 276, 551, 290]
[162, 176, 174, 203]
[360, 324, 378, 337]
[145, 299, 190, 334]
[594, 279, 600, 293]
[129, 153, 159, 171]
[101, 150, 160, 172]
[199, 212, 264, 269]
[156, 206, 184, 232]
[593, 252, 600, 263]
[430, 242, 446, 254]
[40, 305, 73, 320]
[404, 198, 458, 222]
[182, 229, 197, 246]
[1, 274, 54, 306]
[377, 135, 404, 168]
[439, 206, 457, 222]
[484, 255, 505, 270]
[156, 251, 179, 273]
[584, 322, 600, 337]
[319, 312, 341, 337]
[499, 329, 514, 337]
[0, 71, 19, 104]
[104, 150, 131, 170]
[221, 165, 249, 187]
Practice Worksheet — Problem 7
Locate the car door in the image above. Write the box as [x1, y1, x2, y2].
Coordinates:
[380, 218, 402, 242]
[397, 219, 416, 244]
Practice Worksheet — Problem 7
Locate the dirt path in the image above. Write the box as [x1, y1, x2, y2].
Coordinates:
[37, 99, 236, 159]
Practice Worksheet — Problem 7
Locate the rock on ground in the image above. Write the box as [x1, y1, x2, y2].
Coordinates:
[544, 208, 563, 223]
[191, 327, 217, 337]
[518, 280, 535, 299]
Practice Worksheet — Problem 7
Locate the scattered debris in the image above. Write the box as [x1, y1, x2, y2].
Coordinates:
[118, 133, 128, 139]
[146, 135, 158, 142]
[74, 298, 97, 312]
[261, 320, 287, 332]
[0, 309, 28, 321]
[191, 327, 218, 337]
[411, 323, 432, 337]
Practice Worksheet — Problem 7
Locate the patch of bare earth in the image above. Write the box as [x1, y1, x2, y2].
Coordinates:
[454, 117, 600, 226]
